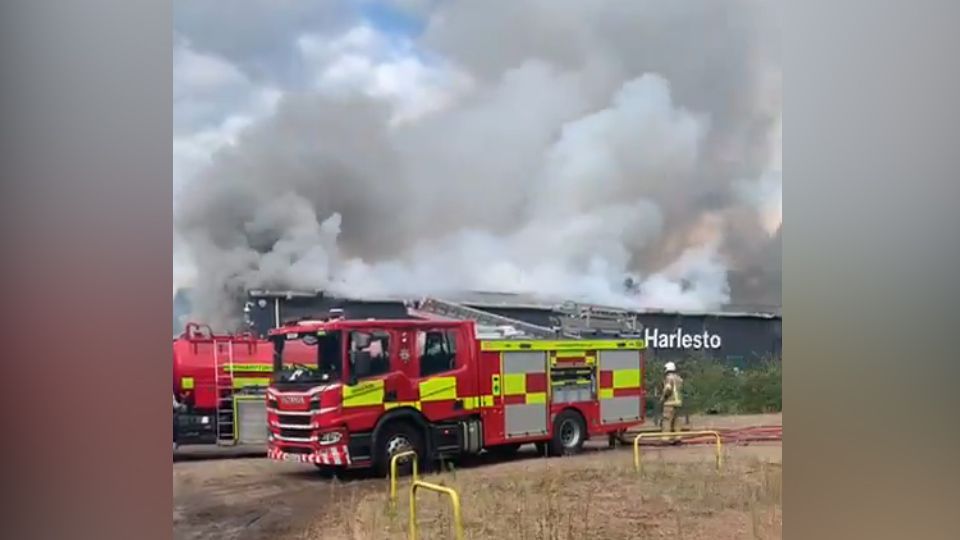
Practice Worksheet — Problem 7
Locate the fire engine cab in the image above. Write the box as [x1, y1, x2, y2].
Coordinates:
[266, 317, 645, 474]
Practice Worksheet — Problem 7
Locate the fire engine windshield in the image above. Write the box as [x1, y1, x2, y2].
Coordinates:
[272, 330, 343, 384]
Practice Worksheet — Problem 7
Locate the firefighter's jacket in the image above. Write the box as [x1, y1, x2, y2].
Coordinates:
[662, 372, 684, 407]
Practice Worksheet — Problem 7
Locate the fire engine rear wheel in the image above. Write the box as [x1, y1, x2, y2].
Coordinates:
[548, 410, 586, 457]
[374, 422, 425, 477]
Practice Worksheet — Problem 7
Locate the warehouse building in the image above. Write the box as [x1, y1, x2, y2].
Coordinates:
[242, 290, 781, 365]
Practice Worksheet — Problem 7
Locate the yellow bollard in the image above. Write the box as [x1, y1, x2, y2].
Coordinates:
[409, 480, 464, 540]
[633, 431, 723, 474]
[389, 450, 419, 510]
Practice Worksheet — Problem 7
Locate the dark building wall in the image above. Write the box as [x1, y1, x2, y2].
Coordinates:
[635, 313, 781, 366]
[476, 306, 781, 366]
[244, 293, 412, 338]
[246, 297, 279, 337]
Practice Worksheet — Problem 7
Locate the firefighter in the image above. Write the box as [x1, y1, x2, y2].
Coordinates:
[660, 361, 684, 443]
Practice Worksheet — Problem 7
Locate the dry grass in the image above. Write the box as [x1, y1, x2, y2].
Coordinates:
[300, 445, 781, 540]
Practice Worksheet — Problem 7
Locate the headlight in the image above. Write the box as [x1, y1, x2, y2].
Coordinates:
[318, 431, 343, 445]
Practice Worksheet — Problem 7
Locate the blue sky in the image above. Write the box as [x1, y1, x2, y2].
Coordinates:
[359, 1, 427, 37]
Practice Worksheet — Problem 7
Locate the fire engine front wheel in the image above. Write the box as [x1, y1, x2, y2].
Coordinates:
[374, 421, 425, 477]
[548, 410, 587, 457]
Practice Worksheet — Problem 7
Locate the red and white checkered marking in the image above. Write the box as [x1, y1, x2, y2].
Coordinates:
[268, 445, 351, 466]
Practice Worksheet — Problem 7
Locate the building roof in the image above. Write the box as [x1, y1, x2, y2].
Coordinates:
[248, 289, 781, 320]
[248, 289, 410, 303]
[268, 318, 467, 336]
[439, 291, 781, 319]
[435, 290, 564, 310]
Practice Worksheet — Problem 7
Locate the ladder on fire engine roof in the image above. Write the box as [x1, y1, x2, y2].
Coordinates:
[212, 339, 237, 445]
[553, 302, 643, 338]
[416, 297, 557, 338]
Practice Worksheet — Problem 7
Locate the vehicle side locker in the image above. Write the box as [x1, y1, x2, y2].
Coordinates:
[502, 351, 548, 438]
[598, 350, 643, 424]
[478, 349, 505, 444]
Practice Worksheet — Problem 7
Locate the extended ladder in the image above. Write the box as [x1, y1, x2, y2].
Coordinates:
[554, 302, 643, 338]
[417, 297, 557, 337]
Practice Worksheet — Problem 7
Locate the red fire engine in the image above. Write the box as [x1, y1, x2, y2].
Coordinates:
[266, 317, 646, 474]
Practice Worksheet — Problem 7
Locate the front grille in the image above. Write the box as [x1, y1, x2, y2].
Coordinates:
[278, 415, 312, 426]
[271, 402, 320, 411]
[282, 445, 314, 455]
[280, 428, 314, 439]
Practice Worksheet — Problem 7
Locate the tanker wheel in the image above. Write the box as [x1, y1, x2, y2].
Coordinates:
[548, 410, 587, 457]
[374, 422, 425, 477]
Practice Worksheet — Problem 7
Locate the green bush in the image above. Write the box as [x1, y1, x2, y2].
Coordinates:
[644, 354, 782, 415]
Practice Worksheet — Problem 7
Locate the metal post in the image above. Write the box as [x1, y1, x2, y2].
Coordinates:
[408, 483, 418, 540]
[408, 481, 464, 540]
[390, 450, 419, 510]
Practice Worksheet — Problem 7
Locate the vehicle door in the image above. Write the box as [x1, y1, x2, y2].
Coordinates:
[342, 330, 394, 430]
[414, 327, 476, 421]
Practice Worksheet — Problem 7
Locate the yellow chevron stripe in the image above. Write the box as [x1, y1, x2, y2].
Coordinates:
[525, 392, 547, 405]
[232, 377, 270, 388]
[342, 379, 385, 408]
[482, 339, 644, 351]
[384, 401, 421, 411]
[613, 369, 641, 389]
[503, 373, 526, 396]
[223, 364, 273, 373]
[419, 376, 458, 402]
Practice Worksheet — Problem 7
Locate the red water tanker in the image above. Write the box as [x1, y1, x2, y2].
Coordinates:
[173, 322, 276, 446]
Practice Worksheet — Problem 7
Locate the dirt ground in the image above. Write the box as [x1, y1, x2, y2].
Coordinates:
[173, 414, 782, 540]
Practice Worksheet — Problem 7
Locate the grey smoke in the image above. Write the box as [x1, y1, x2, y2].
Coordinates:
[174, 0, 782, 329]
[173, 0, 351, 86]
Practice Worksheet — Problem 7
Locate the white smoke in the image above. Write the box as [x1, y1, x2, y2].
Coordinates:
[174, 0, 782, 328]
[297, 24, 474, 125]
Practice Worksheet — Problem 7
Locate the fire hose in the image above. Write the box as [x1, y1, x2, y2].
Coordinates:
[620, 425, 783, 446]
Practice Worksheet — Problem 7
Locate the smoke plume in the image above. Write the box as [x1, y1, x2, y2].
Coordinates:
[174, 0, 782, 329]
